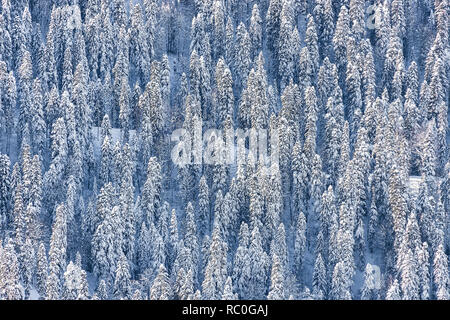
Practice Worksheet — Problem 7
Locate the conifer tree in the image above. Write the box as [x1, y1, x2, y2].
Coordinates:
[222, 276, 237, 300]
[113, 253, 132, 300]
[36, 242, 48, 298]
[0, 154, 11, 231]
[312, 253, 327, 298]
[150, 264, 172, 300]
[267, 254, 285, 300]
[0, 239, 23, 300]
[249, 4, 262, 60]
[433, 244, 449, 300]
[63, 261, 89, 300]
[202, 226, 228, 300]
[386, 279, 402, 300]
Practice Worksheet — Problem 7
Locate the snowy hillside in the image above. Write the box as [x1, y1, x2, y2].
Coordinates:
[0, 0, 449, 301]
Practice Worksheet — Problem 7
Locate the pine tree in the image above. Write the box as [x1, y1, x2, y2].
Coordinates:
[113, 253, 131, 300]
[266, 0, 283, 58]
[92, 279, 109, 300]
[198, 176, 210, 238]
[0, 239, 23, 300]
[212, 0, 225, 59]
[44, 117, 68, 212]
[150, 264, 172, 300]
[143, 0, 157, 59]
[294, 211, 307, 279]
[367, 197, 379, 253]
[234, 23, 251, 93]
[312, 253, 327, 298]
[278, 3, 296, 89]
[0, 154, 11, 231]
[202, 226, 228, 299]
[345, 61, 362, 145]
[161, 54, 170, 111]
[0, 17, 12, 70]
[249, 4, 262, 60]
[99, 135, 112, 188]
[21, 237, 35, 299]
[305, 15, 319, 79]
[17, 50, 33, 151]
[333, 5, 349, 73]
[270, 223, 288, 274]
[12, 184, 25, 250]
[148, 61, 164, 142]
[240, 53, 269, 129]
[46, 204, 67, 300]
[1, 69, 15, 154]
[215, 58, 234, 127]
[417, 242, 431, 300]
[119, 144, 135, 265]
[36, 242, 48, 298]
[349, 0, 364, 41]
[304, 86, 318, 158]
[391, 0, 406, 39]
[361, 264, 380, 300]
[232, 223, 251, 299]
[433, 244, 449, 300]
[314, 0, 334, 59]
[141, 157, 162, 226]
[266, 163, 283, 243]
[330, 261, 352, 300]
[149, 222, 165, 279]
[63, 261, 89, 300]
[129, 4, 150, 86]
[399, 243, 419, 300]
[179, 267, 195, 300]
[248, 226, 270, 299]
[184, 201, 199, 276]
[118, 78, 130, 143]
[225, 17, 234, 63]
[360, 39, 376, 106]
[386, 279, 402, 300]
[167, 208, 179, 271]
[222, 276, 237, 300]
[383, 31, 403, 97]
[30, 79, 46, 157]
[92, 202, 123, 283]
[404, 89, 421, 141]
[267, 254, 285, 300]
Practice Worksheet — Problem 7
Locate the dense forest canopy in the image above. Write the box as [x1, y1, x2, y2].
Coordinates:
[0, 0, 448, 300]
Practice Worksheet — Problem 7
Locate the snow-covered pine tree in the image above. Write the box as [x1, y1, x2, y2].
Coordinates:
[234, 23, 251, 94]
[63, 260, 89, 300]
[0, 154, 11, 231]
[267, 253, 285, 300]
[249, 4, 262, 61]
[150, 264, 172, 300]
[46, 204, 68, 300]
[433, 244, 449, 300]
[333, 5, 349, 77]
[36, 242, 48, 298]
[215, 57, 234, 127]
[129, 4, 150, 87]
[222, 276, 237, 300]
[312, 253, 327, 299]
[113, 253, 131, 300]
[0, 239, 23, 300]
[202, 226, 228, 300]
[386, 279, 402, 300]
